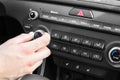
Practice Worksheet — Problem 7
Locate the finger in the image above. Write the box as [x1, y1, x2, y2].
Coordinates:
[27, 47, 51, 67]
[30, 60, 43, 72]
[9, 32, 34, 44]
[22, 33, 50, 52]
[25, 60, 43, 74]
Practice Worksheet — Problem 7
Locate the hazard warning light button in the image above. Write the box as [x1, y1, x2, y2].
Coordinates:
[69, 8, 93, 19]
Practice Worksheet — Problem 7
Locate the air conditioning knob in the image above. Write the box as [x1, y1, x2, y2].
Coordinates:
[29, 9, 39, 20]
[108, 47, 120, 63]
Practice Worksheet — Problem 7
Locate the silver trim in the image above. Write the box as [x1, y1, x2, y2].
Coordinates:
[37, 25, 51, 34]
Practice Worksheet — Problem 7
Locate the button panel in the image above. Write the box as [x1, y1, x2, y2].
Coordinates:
[51, 30, 105, 50]
[50, 30, 105, 62]
[50, 41, 103, 62]
[53, 57, 107, 77]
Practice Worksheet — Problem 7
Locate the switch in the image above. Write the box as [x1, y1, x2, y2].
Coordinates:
[69, 8, 93, 19]
[71, 36, 81, 44]
[81, 51, 91, 58]
[61, 46, 69, 52]
[50, 42, 61, 50]
[77, 10, 84, 17]
[93, 41, 105, 49]
[71, 48, 79, 55]
[61, 33, 71, 41]
[51, 31, 61, 39]
[92, 53, 102, 61]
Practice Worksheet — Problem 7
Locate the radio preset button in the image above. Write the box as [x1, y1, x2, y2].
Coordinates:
[114, 28, 120, 33]
[91, 23, 102, 29]
[103, 26, 112, 30]
[79, 21, 90, 27]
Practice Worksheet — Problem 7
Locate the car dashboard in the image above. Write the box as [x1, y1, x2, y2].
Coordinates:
[1, 0, 120, 80]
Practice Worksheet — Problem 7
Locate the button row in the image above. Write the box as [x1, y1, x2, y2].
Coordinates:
[41, 12, 120, 35]
[50, 41, 103, 61]
[51, 30, 105, 50]
[55, 58, 107, 77]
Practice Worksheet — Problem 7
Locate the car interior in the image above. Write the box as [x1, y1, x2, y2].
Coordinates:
[1, 0, 120, 80]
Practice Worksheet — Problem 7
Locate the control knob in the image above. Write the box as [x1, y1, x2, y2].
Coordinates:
[33, 30, 44, 39]
[29, 9, 39, 20]
[108, 47, 120, 63]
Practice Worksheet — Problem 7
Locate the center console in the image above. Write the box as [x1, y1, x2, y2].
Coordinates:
[2, 0, 120, 80]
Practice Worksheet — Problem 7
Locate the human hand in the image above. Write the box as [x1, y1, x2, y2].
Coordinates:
[0, 32, 51, 80]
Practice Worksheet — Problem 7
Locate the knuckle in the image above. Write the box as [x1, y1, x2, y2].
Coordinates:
[20, 45, 31, 54]
[25, 68, 32, 74]
[45, 47, 51, 55]
[20, 33, 27, 36]
[43, 33, 51, 45]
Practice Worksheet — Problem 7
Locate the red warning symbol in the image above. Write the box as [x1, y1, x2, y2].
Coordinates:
[77, 10, 84, 17]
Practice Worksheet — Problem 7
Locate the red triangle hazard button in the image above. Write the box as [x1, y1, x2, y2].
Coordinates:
[77, 10, 84, 17]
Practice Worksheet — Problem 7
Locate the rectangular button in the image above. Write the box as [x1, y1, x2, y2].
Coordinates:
[91, 23, 102, 29]
[61, 33, 71, 41]
[92, 53, 102, 61]
[93, 41, 105, 49]
[50, 42, 61, 50]
[71, 36, 81, 44]
[70, 47, 79, 55]
[82, 39, 92, 46]
[69, 8, 93, 19]
[61, 46, 69, 53]
[79, 20, 90, 27]
[81, 51, 91, 58]
[51, 31, 61, 39]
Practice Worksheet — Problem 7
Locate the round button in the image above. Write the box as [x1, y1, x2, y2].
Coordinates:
[29, 10, 39, 20]
[109, 47, 120, 63]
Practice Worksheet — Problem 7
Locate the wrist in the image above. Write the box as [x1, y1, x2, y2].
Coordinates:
[0, 78, 8, 80]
